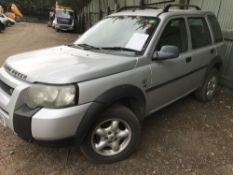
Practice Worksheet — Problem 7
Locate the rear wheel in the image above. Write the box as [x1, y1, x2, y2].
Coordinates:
[81, 105, 141, 163]
[195, 68, 220, 102]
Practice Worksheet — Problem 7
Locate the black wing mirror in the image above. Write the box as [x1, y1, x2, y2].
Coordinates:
[153, 45, 179, 60]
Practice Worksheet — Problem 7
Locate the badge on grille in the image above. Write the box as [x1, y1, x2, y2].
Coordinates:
[4, 65, 27, 80]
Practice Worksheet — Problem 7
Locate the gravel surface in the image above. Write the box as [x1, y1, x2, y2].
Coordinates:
[0, 23, 233, 175]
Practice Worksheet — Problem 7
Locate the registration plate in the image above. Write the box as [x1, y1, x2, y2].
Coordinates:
[0, 110, 6, 127]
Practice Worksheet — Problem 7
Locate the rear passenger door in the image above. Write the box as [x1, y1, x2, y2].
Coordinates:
[207, 15, 225, 59]
[186, 17, 215, 88]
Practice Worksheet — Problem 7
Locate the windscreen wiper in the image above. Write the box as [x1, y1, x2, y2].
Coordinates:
[77, 43, 101, 50]
[101, 47, 140, 53]
[67, 44, 141, 54]
[67, 43, 101, 50]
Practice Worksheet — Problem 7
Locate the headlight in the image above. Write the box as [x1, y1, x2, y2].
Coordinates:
[26, 84, 77, 109]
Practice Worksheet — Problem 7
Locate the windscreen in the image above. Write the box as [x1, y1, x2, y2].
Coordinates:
[56, 9, 74, 19]
[75, 16, 159, 52]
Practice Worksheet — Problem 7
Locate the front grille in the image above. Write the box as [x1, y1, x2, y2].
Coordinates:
[0, 79, 14, 96]
[57, 17, 72, 25]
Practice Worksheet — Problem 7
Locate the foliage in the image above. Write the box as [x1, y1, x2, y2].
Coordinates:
[0, 0, 91, 12]
[58, 0, 91, 11]
[0, 0, 92, 18]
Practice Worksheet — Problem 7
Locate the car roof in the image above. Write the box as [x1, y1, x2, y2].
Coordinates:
[110, 8, 214, 18]
[56, 8, 74, 12]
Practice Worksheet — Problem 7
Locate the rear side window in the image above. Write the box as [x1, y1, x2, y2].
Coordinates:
[208, 15, 223, 43]
[188, 18, 212, 49]
[157, 18, 188, 53]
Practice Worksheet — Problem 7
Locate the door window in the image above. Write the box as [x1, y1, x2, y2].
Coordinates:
[156, 18, 188, 53]
[207, 15, 223, 43]
[188, 18, 212, 49]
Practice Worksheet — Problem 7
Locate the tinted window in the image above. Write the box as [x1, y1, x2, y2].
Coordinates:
[157, 18, 188, 53]
[188, 18, 212, 49]
[208, 15, 223, 43]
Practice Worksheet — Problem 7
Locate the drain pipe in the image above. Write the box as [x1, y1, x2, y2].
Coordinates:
[140, 0, 145, 8]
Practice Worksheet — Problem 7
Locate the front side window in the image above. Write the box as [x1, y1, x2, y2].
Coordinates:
[156, 18, 188, 53]
[188, 18, 212, 49]
[75, 16, 159, 54]
[208, 15, 223, 43]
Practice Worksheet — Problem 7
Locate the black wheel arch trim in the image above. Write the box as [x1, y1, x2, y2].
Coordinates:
[75, 85, 146, 145]
[95, 85, 146, 107]
[208, 56, 223, 71]
[199, 56, 223, 89]
[205, 56, 223, 78]
[13, 105, 41, 141]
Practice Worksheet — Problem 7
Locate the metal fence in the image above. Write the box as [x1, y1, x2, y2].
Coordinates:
[78, 0, 176, 29]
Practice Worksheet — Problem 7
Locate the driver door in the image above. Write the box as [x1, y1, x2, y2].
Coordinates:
[147, 17, 193, 114]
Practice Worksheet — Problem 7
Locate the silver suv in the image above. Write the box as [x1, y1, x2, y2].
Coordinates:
[0, 4, 225, 163]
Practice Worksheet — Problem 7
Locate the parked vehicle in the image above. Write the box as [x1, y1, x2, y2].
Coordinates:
[53, 8, 75, 31]
[0, 13, 16, 26]
[0, 13, 7, 26]
[0, 4, 225, 163]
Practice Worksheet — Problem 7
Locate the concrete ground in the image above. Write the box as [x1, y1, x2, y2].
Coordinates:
[0, 23, 233, 175]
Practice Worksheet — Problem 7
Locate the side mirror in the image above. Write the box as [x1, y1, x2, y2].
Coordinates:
[153, 45, 179, 60]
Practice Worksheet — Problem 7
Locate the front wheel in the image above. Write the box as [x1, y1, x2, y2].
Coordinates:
[195, 68, 220, 102]
[0, 23, 5, 31]
[81, 105, 141, 164]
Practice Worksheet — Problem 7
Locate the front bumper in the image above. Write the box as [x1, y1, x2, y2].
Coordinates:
[0, 67, 91, 141]
[31, 103, 91, 141]
[55, 23, 74, 31]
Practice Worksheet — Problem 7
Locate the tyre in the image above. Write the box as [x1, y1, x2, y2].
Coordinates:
[0, 23, 5, 32]
[10, 21, 15, 25]
[7, 21, 12, 27]
[195, 68, 220, 102]
[81, 104, 141, 164]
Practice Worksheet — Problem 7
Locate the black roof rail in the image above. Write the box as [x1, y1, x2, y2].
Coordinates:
[146, 0, 175, 6]
[163, 4, 201, 13]
[117, 6, 158, 12]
